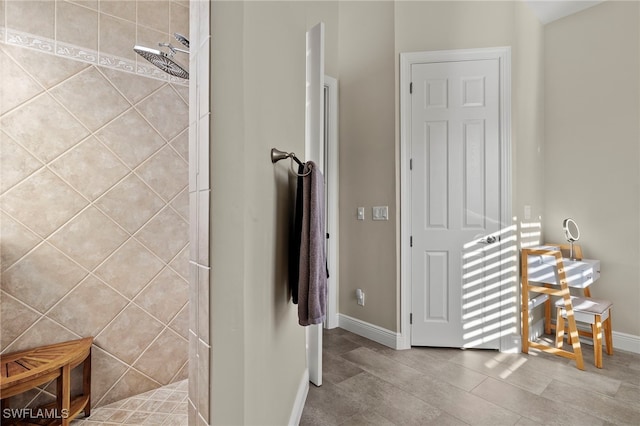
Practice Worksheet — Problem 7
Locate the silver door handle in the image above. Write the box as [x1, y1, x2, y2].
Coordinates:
[479, 235, 497, 244]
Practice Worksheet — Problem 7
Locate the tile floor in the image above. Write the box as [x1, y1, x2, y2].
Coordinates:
[69, 328, 640, 425]
[301, 328, 640, 425]
[70, 380, 188, 425]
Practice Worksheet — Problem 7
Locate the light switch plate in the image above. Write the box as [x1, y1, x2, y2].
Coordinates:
[372, 206, 388, 221]
[357, 207, 365, 220]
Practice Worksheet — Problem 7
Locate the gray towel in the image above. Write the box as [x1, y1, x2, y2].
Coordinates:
[298, 161, 327, 326]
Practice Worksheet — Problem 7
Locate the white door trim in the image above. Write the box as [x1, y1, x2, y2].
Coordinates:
[398, 47, 512, 350]
[305, 22, 324, 386]
[324, 75, 340, 329]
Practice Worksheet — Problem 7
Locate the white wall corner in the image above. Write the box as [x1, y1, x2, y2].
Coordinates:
[288, 369, 309, 426]
[338, 314, 404, 350]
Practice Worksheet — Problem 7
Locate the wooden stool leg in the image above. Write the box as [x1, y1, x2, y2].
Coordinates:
[61, 364, 71, 426]
[545, 297, 552, 334]
[83, 348, 92, 417]
[605, 311, 613, 356]
[555, 307, 565, 348]
[604, 313, 614, 356]
[593, 315, 603, 369]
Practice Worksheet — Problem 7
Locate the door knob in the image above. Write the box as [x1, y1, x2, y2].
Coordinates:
[479, 235, 497, 244]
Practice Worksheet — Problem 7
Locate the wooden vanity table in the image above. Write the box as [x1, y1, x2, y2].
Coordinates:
[521, 246, 601, 370]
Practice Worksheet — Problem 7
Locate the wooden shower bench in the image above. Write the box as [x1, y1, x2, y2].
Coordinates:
[1, 337, 92, 425]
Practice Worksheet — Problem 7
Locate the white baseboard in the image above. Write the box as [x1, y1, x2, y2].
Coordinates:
[613, 331, 640, 354]
[288, 369, 309, 426]
[338, 314, 403, 349]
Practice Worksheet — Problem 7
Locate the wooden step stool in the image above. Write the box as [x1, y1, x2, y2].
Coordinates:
[1, 337, 92, 425]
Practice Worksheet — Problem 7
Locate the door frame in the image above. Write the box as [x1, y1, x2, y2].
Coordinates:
[398, 47, 512, 350]
[324, 75, 339, 329]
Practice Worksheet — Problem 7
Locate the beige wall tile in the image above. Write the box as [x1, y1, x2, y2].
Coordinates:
[48, 276, 128, 337]
[49, 68, 130, 131]
[1, 0, 189, 404]
[95, 108, 165, 169]
[168, 304, 188, 338]
[169, 245, 189, 278]
[0, 93, 90, 163]
[96, 304, 164, 364]
[0, 212, 42, 272]
[0, 1, 6, 27]
[169, 129, 188, 162]
[100, 13, 137, 61]
[170, 2, 188, 40]
[68, 0, 98, 11]
[89, 346, 129, 407]
[56, 1, 99, 50]
[99, 368, 159, 406]
[170, 189, 189, 222]
[0, 47, 43, 115]
[6, 0, 54, 39]
[4, 316, 79, 353]
[0, 131, 42, 195]
[0, 168, 88, 238]
[94, 238, 165, 299]
[100, 0, 136, 22]
[136, 84, 188, 140]
[50, 137, 129, 201]
[1, 242, 87, 313]
[137, 0, 170, 33]
[94, 174, 165, 234]
[100, 67, 165, 104]
[197, 265, 209, 344]
[136, 145, 188, 201]
[135, 206, 188, 262]
[48, 206, 129, 270]
[134, 267, 187, 324]
[3, 43, 90, 89]
[0, 292, 40, 350]
[133, 328, 188, 384]
[197, 340, 209, 422]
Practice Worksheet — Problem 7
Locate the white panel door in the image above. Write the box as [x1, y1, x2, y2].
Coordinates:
[410, 59, 501, 348]
[305, 22, 324, 386]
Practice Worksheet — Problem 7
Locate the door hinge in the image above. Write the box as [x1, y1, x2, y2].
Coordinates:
[410, 158, 413, 170]
[410, 236, 413, 247]
[410, 313, 413, 324]
[410, 82, 413, 94]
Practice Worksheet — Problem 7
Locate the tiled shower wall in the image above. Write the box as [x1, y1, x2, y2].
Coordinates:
[0, 0, 189, 409]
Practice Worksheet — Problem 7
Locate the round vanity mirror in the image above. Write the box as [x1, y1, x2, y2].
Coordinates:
[563, 218, 580, 242]
[563, 218, 580, 260]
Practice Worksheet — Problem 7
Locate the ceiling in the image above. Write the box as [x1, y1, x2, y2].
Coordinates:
[523, 0, 605, 25]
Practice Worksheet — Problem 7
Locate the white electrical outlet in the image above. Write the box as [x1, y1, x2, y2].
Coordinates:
[356, 289, 365, 306]
[372, 206, 388, 221]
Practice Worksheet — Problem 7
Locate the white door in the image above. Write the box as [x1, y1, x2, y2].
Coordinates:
[305, 22, 324, 386]
[410, 59, 501, 348]
[323, 76, 339, 330]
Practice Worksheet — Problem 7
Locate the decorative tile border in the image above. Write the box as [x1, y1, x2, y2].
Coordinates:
[1, 28, 188, 86]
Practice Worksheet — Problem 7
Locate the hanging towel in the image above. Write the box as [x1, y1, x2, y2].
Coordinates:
[297, 161, 327, 326]
[288, 163, 305, 304]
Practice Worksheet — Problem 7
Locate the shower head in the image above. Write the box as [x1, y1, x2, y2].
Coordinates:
[133, 45, 189, 80]
[174, 33, 190, 49]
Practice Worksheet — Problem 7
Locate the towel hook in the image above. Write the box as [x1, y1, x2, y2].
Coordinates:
[271, 147, 311, 176]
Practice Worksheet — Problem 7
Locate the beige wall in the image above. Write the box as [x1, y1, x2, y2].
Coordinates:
[0, 0, 189, 408]
[210, 1, 333, 424]
[338, 1, 398, 331]
[543, 1, 640, 336]
[335, 1, 545, 333]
